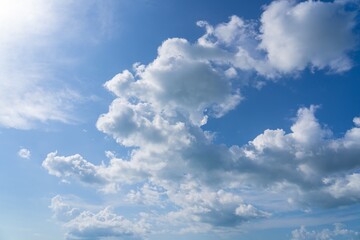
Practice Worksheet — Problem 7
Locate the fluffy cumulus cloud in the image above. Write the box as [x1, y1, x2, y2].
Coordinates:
[260, 0, 357, 73]
[43, 0, 360, 238]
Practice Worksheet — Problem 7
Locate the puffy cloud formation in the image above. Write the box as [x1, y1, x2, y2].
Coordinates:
[17, 148, 31, 159]
[291, 223, 359, 240]
[43, 0, 360, 238]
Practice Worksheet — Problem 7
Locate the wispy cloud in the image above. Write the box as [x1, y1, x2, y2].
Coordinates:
[0, 0, 116, 129]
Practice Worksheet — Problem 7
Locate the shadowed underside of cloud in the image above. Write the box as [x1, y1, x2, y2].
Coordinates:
[42, 0, 360, 239]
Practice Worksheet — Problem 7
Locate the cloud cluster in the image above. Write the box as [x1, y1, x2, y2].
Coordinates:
[44, 105, 360, 238]
[42, 0, 360, 238]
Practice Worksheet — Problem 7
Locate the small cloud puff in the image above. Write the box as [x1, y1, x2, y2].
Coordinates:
[18, 148, 31, 159]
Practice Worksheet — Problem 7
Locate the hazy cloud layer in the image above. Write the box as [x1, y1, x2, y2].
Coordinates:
[42, 0, 360, 238]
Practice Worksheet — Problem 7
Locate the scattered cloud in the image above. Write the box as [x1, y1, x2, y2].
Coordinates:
[17, 148, 31, 159]
[291, 223, 359, 240]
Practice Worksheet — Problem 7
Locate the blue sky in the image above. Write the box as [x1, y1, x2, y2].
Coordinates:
[1, 0, 360, 239]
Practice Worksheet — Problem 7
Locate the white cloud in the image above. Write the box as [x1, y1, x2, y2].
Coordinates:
[260, 0, 357, 73]
[291, 223, 359, 240]
[17, 148, 31, 159]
